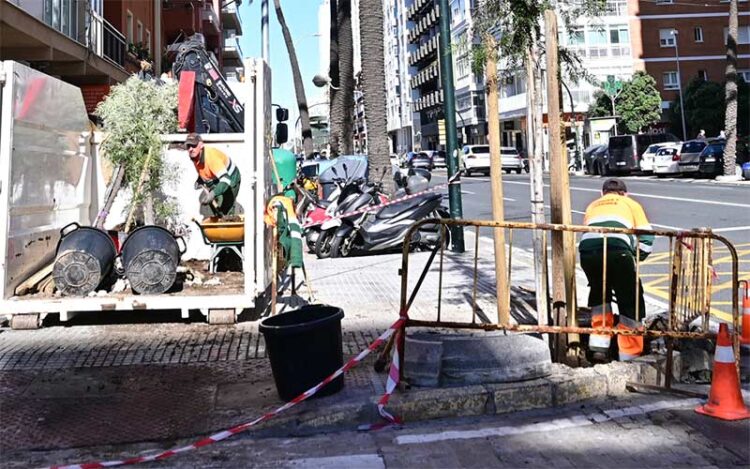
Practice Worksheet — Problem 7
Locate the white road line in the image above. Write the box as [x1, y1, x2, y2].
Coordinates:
[285, 454, 385, 468]
[462, 190, 476, 195]
[713, 226, 750, 233]
[394, 398, 703, 445]
[504, 180, 750, 208]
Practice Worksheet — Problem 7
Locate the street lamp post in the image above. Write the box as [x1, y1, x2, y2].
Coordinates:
[437, 0, 465, 252]
[672, 29, 688, 140]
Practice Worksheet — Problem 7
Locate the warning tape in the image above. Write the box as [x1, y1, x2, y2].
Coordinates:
[302, 171, 462, 229]
[51, 317, 407, 469]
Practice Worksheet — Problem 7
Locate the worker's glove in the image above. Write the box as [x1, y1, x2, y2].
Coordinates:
[194, 179, 203, 190]
[199, 190, 216, 205]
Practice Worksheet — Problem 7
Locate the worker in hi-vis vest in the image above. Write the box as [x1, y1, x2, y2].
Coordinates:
[579, 178, 654, 361]
[185, 133, 242, 218]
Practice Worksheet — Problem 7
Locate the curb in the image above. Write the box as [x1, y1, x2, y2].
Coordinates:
[251, 356, 682, 438]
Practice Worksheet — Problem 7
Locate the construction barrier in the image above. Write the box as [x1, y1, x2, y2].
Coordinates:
[383, 219, 742, 391]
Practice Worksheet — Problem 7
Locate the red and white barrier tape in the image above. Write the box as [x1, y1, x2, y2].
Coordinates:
[51, 318, 407, 469]
[302, 172, 462, 229]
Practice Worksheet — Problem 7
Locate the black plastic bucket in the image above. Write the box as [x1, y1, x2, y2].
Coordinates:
[259, 305, 345, 402]
[119, 226, 185, 295]
[53, 223, 117, 296]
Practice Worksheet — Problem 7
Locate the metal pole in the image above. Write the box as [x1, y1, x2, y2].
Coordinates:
[261, 0, 270, 61]
[438, 0, 464, 252]
[673, 30, 688, 140]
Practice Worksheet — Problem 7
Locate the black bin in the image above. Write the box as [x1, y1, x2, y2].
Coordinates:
[259, 305, 345, 401]
[119, 226, 184, 295]
[53, 223, 117, 296]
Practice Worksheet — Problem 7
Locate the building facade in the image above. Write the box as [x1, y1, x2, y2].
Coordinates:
[384, 0, 414, 153]
[636, 0, 750, 135]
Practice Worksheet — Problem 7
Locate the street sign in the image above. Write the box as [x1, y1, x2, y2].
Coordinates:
[603, 76, 623, 97]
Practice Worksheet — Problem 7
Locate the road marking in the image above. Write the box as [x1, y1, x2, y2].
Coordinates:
[462, 190, 476, 195]
[394, 398, 703, 445]
[714, 226, 750, 233]
[504, 180, 750, 208]
[285, 454, 384, 468]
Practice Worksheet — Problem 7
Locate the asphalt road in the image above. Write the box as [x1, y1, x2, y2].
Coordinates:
[431, 170, 750, 320]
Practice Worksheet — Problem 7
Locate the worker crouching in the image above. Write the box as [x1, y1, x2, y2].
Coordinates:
[579, 178, 653, 361]
[186, 133, 242, 217]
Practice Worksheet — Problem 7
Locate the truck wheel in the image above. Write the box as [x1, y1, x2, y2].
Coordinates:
[208, 309, 236, 325]
[10, 313, 41, 330]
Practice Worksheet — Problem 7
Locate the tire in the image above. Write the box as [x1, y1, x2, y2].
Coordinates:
[504, 169, 511, 174]
[330, 230, 357, 258]
[314, 229, 335, 259]
[465, 167, 472, 177]
[515, 168, 522, 174]
[600, 162, 610, 176]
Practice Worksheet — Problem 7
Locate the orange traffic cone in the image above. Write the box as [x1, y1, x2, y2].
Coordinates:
[740, 281, 750, 349]
[695, 323, 750, 421]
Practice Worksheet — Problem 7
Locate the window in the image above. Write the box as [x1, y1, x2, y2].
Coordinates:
[655, 0, 674, 3]
[609, 25, 629, 44]
[126, 11, 133, 43]
[663, 71, 679, 90]
[698, 70, 708, 81]
[724, 26, 750, 45]
[587, 28, 607, 45]
[137, 21, 143, 44]
[694, 27, 703, 43]
[146, 30, 151, 54]
[739, 70, 750, 83]
[568, 28, 584, 46]
[659, 28, 676, 47]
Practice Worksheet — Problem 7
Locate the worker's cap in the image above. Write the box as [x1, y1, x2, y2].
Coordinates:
[185, 133, 202, 148]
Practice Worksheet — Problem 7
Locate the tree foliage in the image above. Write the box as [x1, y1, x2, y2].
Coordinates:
[616, 72, 662, 134]
[587, 72, 661, 134]
[95, 77, 178, 225]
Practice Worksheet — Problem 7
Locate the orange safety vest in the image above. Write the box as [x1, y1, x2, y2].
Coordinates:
[193, 146, 236, 187]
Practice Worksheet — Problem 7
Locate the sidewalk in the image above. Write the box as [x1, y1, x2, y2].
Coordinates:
[0, 230, 685, 466]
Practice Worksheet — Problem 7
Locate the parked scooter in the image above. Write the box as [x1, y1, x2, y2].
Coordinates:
[329, 170, 449, 258]
[314, 169, 390, 259]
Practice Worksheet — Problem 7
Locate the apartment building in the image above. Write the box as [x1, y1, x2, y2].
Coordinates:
[498, 0, 637, 153]
[407, 0, 442, 150]
[636, 0, 750, 128]
[384, 0, 414, 153]
[221, 0, 244, 81]
[450, 0, 487, 145]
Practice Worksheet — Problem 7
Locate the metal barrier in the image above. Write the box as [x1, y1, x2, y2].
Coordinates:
[385, 219, 741, 390]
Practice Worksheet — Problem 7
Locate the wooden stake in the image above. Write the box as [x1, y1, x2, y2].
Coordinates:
[545, 10, 576, 360]
[484, 33, 510, 326]
[124, 147, 154, 233]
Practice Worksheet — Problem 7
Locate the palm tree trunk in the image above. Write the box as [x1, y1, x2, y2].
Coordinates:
[483, 33, 510, 325]
[330, 0, 354, 157]
[273, 0, 313, 157]
[329, 0, 340, 156]
[722, 0, 739, 178]
[358, 0, 393, 193]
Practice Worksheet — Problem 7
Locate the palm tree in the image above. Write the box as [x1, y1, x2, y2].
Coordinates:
[273, 0, 313, 157]
[330, 0, 355, 157]
[722, 0, 739, 179]
[358, 0, 393, 193]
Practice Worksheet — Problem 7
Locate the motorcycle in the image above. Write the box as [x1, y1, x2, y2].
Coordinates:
[329, 169, 449, 258]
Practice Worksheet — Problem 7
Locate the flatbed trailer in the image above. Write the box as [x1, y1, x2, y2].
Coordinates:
[0, 59, 274, 329]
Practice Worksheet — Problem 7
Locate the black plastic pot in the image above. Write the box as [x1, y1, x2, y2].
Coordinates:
[259, 305, 345, 402]
[53, 222, 117, 296]
[119, 226, 185, 295]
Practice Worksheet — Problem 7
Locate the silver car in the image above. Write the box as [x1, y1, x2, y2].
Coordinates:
[678, 140, 709, 175]
[639, 143, 665, 173]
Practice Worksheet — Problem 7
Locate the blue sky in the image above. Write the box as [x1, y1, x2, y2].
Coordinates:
[239, 0, 324, 124]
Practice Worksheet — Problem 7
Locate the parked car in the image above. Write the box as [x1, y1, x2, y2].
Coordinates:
[608, 133, 679, 174]
[678, 140, 709, 175]
[583, 144, 605, 174]
[501, 147, 524, 174]
[653, 143, 682, 177]
[461, 144, 491, 176]
[590, 145, 610, 176]
[390, 153, 400, 167]
[639, 143, 666, 173]
[431, 150, 447, 168]
[409, 151, 434, 170]
[698, 141, 725, 177]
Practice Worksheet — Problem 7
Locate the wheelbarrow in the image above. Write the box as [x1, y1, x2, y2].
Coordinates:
[193, 216, 245, 273]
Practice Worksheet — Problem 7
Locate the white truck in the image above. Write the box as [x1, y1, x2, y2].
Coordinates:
[0, 60, 274, 329]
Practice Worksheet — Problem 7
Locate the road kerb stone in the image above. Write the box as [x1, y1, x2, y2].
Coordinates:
[488, 379, 554, 414]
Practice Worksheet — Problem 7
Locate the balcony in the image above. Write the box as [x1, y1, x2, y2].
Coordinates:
[222, 0, 243, 35]
[0, 1, 128, 85]
[223, 34, 243, 68]
[201, 2, 221, 36]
